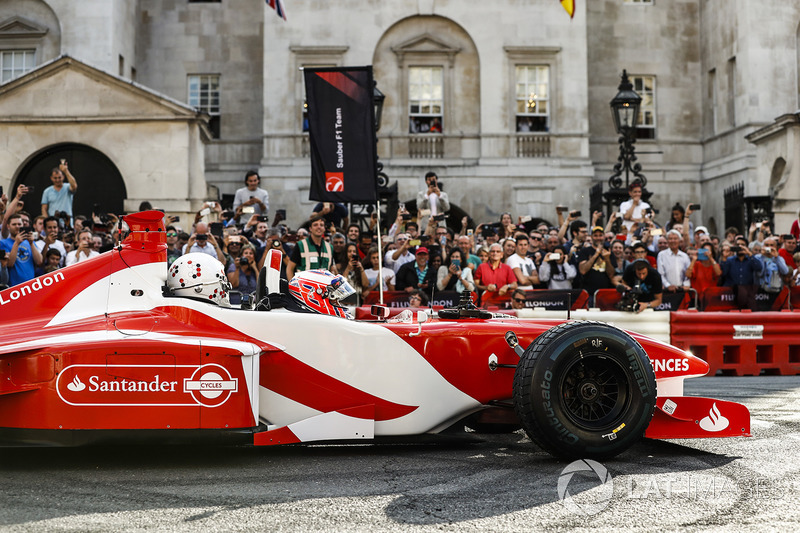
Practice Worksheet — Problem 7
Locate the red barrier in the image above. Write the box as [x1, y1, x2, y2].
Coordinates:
[354, 306, 520, 320]
[362, 290, 473, 308]
[671, 311, 800, 376]
[700, 286, 790, 311]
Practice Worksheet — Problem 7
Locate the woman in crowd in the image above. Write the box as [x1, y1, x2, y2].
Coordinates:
[608, 239, 627, 285]
[686, 241, 721, 298]
[500, 212, 516, 239]
[437, 248, 475, 292]
[477, 246, 490, 264]
[538, 248, 577, 290]
[363, 246, 395, 299]
[341, 242, 368, 303]
[664, 203, 695, 238]
[226, 243, 258, 305]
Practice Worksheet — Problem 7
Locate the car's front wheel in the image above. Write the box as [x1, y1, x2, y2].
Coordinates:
[513, 321, 656, 459]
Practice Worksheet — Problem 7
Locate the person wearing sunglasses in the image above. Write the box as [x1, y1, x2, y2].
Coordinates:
[510, 288, 528, 310]
[165, 225, 182, 267]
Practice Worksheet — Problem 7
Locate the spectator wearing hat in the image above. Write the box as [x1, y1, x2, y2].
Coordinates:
[395, 246, 435, 292]
[577, 226, 614, 305]
[657, 229, 691, 292]
[619, 258, 663, 313]
[474, 243, 518, 295]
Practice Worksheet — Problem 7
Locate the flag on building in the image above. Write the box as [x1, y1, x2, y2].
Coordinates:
[267, 0, 287, 21]
[560, 0, 575, 18]
[304, 66, 378, 203]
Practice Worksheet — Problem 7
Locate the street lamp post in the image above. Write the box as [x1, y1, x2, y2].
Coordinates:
[602, 69, 650, 217]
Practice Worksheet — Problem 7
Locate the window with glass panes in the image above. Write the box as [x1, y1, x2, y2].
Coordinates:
[0, 49, 35, 84]
[408, 66, 443, 134]
[515, 65, 549, 132]
[631, 75, 655, 139]
[188, 74, 220, 138]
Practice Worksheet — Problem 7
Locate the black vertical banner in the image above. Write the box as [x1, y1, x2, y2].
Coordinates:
[304, 66, 378, 203]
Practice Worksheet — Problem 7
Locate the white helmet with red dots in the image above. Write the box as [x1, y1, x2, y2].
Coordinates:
[288, 269, 355, 319]
[167, 253, 231, 307]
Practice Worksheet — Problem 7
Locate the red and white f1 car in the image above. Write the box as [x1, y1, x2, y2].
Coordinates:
[0, 211, 750, 459]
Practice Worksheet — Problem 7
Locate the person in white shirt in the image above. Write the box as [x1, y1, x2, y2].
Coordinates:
[232, 170, 269, 224]
[619, 181, 650, 232]
[506, 235, 539, 289]
[65, 229, 100, 266]
[363, 247, 396, 296]
[657, 229, 691, 291]
[416, 172, 449, 227]
[384, 233, 415, 273]
[34, 216, 67, 267]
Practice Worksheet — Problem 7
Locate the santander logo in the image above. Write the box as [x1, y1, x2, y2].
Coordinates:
[57, 364, 238, 408]
[325, 172, 344, 192]
[67, 375, 86, 392]
[699, 402, 729, 432]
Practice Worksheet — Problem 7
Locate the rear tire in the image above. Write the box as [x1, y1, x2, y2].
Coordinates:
[512, 321, 656, 459]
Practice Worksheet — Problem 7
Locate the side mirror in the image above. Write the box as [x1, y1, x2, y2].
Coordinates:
[371, 304, 390, 320]
[410, 310, 429, 337]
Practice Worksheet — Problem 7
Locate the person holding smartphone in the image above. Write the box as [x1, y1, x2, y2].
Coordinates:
[41, 159, 78, 221]
[437, 248, 474, 292]
[0, 214, 43, 285]
[232, 170, 269, 224]
[686, 242, 721, 299]
[226, 243, 258, 305]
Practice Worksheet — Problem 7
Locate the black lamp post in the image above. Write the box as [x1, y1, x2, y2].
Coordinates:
[603, 70, 650, 215]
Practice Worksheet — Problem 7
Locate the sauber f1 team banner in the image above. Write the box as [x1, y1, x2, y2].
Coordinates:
[304, 66, 378, 203]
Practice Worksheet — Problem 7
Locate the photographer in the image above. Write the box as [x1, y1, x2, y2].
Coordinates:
[756, 237, 790, 294]
[619, 259, 663, 313]
[226, 244, 258, 305]
[364, 246, 396, 297]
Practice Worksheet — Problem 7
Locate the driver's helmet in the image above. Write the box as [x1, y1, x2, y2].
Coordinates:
[167, 253, 231, 307]
[288, 269, 354, 319]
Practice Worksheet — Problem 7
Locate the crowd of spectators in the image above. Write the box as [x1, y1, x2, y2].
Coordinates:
[3, 169, 800, 313]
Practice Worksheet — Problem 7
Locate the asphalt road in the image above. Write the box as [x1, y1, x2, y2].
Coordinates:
[0, 376, 798, 532]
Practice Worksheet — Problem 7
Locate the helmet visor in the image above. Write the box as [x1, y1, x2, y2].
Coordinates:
[329, 275, 356, 302]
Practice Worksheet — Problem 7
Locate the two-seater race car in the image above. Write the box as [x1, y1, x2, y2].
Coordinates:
[0, 211, 750, 459]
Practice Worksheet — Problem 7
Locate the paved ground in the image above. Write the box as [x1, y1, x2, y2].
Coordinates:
[0, 376, 798, 532]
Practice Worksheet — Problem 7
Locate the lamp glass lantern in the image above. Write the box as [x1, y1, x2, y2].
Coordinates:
[372, 83, 385, 132]
[610, 69, 642, 135]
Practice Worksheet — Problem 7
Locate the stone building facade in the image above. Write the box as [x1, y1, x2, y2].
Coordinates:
[1, 0, 800, 233]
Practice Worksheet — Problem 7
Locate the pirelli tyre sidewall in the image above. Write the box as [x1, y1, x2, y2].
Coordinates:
[513, 321, 656, 460]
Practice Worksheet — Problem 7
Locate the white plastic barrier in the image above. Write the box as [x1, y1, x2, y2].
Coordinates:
[515, 307, 671, 343]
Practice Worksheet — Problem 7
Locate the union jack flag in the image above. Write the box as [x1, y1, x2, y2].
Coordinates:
[267, 0, 287, 21]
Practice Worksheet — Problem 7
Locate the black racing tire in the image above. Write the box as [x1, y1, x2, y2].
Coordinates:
[512, 321, 656, 460]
